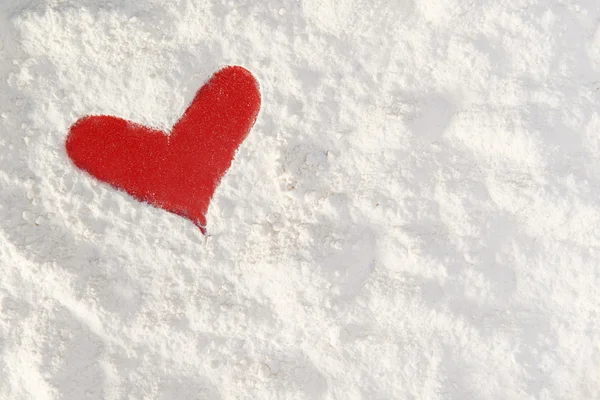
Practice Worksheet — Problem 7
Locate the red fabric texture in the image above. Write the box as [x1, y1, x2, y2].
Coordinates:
[66, 66, 261, 233]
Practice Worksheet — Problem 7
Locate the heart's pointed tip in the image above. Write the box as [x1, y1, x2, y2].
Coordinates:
[194, 217, 208, 235]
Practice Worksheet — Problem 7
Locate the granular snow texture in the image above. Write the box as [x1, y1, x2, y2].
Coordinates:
[1, 0, 600, 399]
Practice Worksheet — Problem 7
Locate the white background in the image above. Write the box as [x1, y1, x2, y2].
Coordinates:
[1, 0, 599, 398]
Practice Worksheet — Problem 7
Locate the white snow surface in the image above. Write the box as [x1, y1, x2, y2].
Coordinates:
[1, 0, 600, 399]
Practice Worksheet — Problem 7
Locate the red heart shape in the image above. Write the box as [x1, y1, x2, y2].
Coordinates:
[66, 66, 261, 233]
